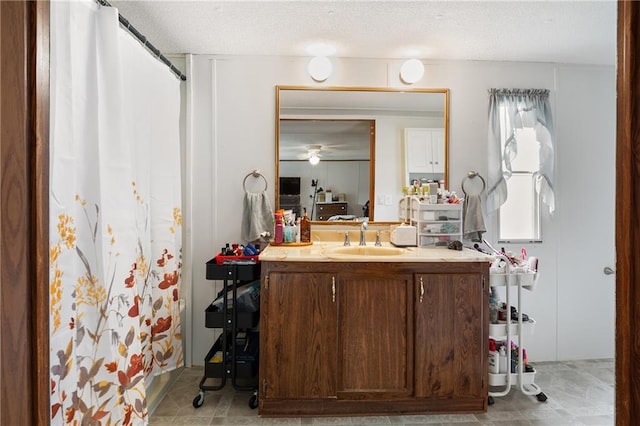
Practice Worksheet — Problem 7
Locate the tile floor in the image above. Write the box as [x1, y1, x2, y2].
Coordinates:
[150, 359, 614, 425]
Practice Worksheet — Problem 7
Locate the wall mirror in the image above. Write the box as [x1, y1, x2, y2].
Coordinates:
[275, 85, 449, 222]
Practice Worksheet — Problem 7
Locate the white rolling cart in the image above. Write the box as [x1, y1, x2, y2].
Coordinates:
[488, 255, 547, 405]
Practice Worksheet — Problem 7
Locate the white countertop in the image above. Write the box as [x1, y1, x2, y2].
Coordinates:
[259, 241, 492, 263]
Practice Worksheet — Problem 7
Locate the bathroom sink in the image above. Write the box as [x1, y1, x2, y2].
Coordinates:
[329, 246, 405, 256]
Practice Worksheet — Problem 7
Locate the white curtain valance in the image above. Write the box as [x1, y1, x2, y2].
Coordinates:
[486, 88, 555, 213]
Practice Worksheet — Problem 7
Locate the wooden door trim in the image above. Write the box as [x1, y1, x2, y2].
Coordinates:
[32, 1, 51, 424]
[616, 1, 639, 424]
[0, 1, 50, 424]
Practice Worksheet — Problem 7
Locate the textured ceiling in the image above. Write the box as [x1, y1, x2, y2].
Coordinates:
[109, 0, 617, 65]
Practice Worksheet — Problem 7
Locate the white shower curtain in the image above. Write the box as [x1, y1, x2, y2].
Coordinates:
[49, 1, 183, 424]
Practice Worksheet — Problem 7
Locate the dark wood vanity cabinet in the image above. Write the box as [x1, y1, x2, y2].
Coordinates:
[260, 271, 338, 400]
[414, 272, 487, 402]
[337, 272, 413, 399]
[259, 261, 488, 416]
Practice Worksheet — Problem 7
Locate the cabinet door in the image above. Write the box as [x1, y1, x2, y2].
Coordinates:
[415, 273, 485, 399]
[405, 128, 446, 176]
[431, 129, 445, 173]
[262, 272, 337, 399]
[337, 272, 413, 399]
[405, 128, 433, 173]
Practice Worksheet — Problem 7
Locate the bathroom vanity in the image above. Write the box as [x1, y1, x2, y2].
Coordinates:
[258, 238, 490, 416]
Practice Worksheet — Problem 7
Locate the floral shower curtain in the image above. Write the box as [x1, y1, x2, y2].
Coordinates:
[49, 1, 183, 424]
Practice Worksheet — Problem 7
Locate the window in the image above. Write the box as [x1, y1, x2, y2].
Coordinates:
[487, 88, 554, 242]
[498, 126, 542, 242]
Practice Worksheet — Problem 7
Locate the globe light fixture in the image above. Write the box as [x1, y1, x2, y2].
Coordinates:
[308, 56, 332, 82]
[400, 59, 425, 84]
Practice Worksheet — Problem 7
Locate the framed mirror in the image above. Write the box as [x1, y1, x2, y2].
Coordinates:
[275, 85, 449, 222]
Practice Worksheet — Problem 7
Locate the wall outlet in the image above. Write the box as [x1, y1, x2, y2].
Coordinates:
[377, 195, 385, 205]
[384, 194, 393, 205]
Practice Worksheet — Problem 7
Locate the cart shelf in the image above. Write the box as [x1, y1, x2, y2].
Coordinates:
[489, 318, 536, 337]
[489, 369, 537, 387]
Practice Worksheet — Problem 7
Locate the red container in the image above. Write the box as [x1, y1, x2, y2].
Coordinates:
[214, 253, 259, 265]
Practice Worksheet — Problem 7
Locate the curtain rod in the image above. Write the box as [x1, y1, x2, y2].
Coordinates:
[96, 0, 187, 81]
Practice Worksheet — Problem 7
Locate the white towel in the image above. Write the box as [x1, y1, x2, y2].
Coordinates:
[463, 195, 486, 242]
[241, 191, 274, 243]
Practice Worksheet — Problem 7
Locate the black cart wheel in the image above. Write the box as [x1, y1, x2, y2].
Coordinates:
[192, 391, 204, 408]
[488, 395, 495, 406]
[248, 393, 258, 409]
[536, 392, 548, 402]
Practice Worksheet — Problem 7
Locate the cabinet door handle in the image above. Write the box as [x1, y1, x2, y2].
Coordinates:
[419, 277, 424, 303]
[332, 276, 336, 302]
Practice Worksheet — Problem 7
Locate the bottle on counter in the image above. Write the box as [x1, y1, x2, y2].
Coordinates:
[300, 208, 311, 243]
[429, 182, 438, 203]
[274, 212, 284, 244]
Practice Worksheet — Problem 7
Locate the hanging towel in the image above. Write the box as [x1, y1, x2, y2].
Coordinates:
[463, 194, 486, 242]
[241, 191, 274, 243]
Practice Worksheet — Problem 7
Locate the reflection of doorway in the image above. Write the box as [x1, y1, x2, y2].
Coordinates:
[278, 119, 374, 220]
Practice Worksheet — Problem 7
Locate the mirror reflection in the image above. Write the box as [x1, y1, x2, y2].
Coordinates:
[276, 86, 449, 222]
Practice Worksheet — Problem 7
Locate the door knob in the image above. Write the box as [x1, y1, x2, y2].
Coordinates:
[604, 267, 615, 275]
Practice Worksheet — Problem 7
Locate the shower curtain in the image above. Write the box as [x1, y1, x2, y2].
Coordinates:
[49, 1, 183, 424]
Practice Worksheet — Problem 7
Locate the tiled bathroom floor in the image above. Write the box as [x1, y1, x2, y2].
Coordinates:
[149, 359, 614, 426]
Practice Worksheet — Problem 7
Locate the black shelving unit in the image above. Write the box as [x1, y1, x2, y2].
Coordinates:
[193, 258, 261, 409]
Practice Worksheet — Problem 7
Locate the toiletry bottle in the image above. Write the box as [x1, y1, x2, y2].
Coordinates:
[488, 339, 499, 374]
[274, 213, 284, 244]
[295, 218, 301, 243]
[510, 341, 518, 373]
[489, 287, 498, 323]
[300, 208, 311, 243]
[498, 345, 508, 374]
[429, 182, 438, 203]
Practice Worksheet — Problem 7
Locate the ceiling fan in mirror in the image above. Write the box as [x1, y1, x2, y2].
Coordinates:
[296, 144, 324, 165]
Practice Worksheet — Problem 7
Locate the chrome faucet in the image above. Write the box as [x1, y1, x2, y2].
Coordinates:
[375, 230, 382, 246]
[344, 231, 351, 246]
[359, 221, 368, 246]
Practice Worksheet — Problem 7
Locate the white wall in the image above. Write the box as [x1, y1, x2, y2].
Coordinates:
[185, 55, 615, 365]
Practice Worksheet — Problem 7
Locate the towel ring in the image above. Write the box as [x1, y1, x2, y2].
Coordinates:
[243, 170, 268, 192]
[461, 171, 486, 196]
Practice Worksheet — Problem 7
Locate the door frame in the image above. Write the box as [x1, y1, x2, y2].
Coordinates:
[0, 1, 50, 424]
[615, 2, 640, 424]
